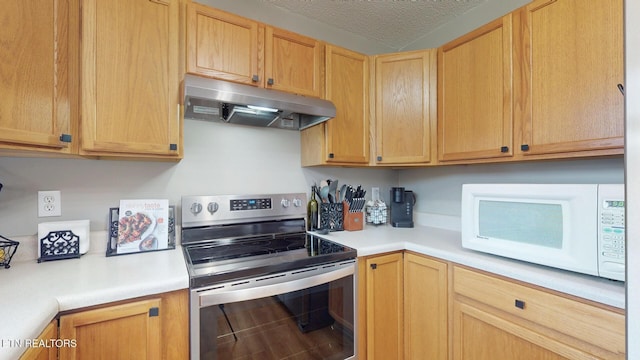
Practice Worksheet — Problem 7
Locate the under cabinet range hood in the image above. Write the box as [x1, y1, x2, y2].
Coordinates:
[182, 74, 336, 130]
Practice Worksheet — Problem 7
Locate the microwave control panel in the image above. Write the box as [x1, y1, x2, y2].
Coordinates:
[598, 184, 625, 281]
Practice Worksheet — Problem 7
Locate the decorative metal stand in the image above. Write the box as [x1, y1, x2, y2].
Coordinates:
[37, 230, 80, 262]
[0, 235, 19, 269]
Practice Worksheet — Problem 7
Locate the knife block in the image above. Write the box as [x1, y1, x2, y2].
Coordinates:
[343, 201, 364, 231]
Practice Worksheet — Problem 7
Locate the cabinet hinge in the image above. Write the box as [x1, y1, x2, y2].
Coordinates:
[149, 307, 159, 317]
[59, 134, 72, 143]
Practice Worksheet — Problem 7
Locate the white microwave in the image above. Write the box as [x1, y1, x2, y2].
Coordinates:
[461, 184, 625, 281]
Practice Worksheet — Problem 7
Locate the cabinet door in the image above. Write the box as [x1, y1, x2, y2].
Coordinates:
[59, 298, 162, 360]
[517, 0, 624, 156]
[265, 27, 323, 97]
[324, 45, 369, 164]
[453, 266, 625, 360]
[438, 15, 513, 162]
[453, 300, 571, 360]
[374, 50, 436, 165]
[0, 0, 73, 153]
[19, 321, 57, 360]
[404, 253, 448, 360]
[186, 3, 263, 86]
[80, 0, 181, 158]
[366, 252, 404, 360]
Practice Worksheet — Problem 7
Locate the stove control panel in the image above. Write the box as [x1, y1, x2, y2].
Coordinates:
[181, 193, 307, 228]
[231, 198, 272, 211]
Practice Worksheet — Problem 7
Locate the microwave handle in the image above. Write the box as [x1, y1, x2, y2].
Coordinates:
[198, 264, 354, 308]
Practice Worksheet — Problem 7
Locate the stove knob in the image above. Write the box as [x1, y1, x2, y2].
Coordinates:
[281, 198, 291, 208]
[292, 198, 303, 207]
[207, 202, 219, 214]
[190, 202, 203, 215]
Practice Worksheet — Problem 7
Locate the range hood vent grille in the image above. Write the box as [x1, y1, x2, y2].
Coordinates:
[182, 74, 336, 130]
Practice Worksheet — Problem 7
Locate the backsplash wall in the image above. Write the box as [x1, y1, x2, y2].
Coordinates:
[0, 119, 397, 236]
[0, 117, 625, 237]
[400, 157, 625, 217]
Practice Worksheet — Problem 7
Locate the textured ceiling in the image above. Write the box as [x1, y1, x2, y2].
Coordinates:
[258, 0, 486, 50]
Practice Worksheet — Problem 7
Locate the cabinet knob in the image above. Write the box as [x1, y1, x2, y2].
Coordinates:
[328, 153, 335, 159]
[377, 156, 382, 161]
[500, 146, 509, 153]
[515, 299, 525, 309]
[370, 263, 377, 270]
[267, 78, 274, 86]
[521, 144, 530, 152]
[169, 143, 177, 151]
[618, 84, 625, 96]
[252, 75, 260, 82]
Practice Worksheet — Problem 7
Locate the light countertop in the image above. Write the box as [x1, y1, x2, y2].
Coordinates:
[311, 224, 626, 310]
[0, 223, 625, 359]
[0, 241, 188, 360]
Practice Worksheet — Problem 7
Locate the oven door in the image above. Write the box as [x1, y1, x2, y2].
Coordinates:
[190, 260, 356, 360]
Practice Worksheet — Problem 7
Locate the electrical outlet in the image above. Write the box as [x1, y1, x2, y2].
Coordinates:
[372, 187, 380, 201]
[38, 191, 61, 217]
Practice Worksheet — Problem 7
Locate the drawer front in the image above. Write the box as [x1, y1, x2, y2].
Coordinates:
[453, 266, 625, 356]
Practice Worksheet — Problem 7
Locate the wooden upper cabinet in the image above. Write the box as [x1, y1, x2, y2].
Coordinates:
[0, 0, 74, 153]
[264, 27, 323, 97]
[186, 3, 263, 86]
[80, 0, 181, 158]
[301, 45, 369, 166]
[374, 49, 437, 165]
[186, 3, 323, 98]
[517, 0, 624, 157]
[438, 15, 513, 162]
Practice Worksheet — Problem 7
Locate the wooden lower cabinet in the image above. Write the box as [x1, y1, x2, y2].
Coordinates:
[359, 253, 625, 360]
[404, 252, 448, 360]
[452, 266, 625, 360]
[359, 252, 448, 360]
[358, 252, 404, 360]
[59, 289, 188, 360]
[19, 321, 58, 360]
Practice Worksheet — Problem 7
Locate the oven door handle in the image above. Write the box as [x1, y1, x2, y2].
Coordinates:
[197, 263, 354, 307]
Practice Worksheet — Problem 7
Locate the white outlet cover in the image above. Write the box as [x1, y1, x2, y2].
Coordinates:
[38, 191, 61, 217]
[372, 187, 380, 202]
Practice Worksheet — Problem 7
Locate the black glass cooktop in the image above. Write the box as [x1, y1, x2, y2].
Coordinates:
[184, 233, 356, 288]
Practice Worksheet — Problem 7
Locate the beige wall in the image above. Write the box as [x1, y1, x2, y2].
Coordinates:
[0, 120, 397, 236]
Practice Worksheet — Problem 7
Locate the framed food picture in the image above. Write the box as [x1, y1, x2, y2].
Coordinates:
[106, 200, 176, 257]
